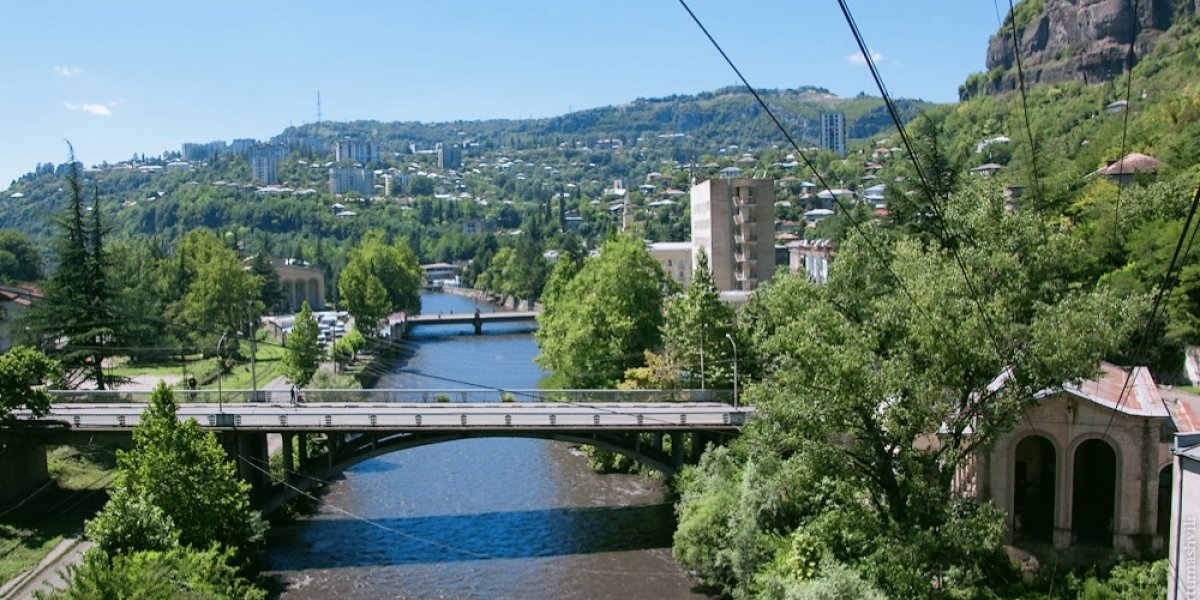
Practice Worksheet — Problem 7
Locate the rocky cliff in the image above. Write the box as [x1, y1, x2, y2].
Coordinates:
[983, 0, 1196, 93]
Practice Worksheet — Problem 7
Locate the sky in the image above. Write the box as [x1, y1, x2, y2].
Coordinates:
[0, 1, 1004, 187]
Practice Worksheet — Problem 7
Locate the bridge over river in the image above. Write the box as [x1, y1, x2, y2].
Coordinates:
[394, 310, 539, 337]
[3, 389, 752, 512]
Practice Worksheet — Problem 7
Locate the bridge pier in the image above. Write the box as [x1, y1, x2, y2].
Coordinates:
[282, 433, 296, 484]
[0, 444, 48, 506]
[297, 432, 310, 471]
[671, 432, 685, 468]
[690, 432, 706, 463]
[221, 432, 270, 506]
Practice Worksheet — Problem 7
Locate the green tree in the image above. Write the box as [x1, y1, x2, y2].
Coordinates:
[0, 228, 42, 282]
[338, 231, 421, 331]
[660, 248, 737, 389]
[247, 252, 284, 314]
[675, 181, 1141, 597]
[535, 233, 673, 387]
[0, 345, 60, 423]
[179, 230, 262, 341]
[281, 301, 321, 387]
[97, 381, 266, 557]
[23, 153, 117, 389]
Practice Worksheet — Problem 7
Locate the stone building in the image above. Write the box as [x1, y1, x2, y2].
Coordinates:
[970, 363, 1200, 556]
[273, 259, 325, 313]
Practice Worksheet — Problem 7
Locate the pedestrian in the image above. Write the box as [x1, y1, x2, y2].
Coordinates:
[290, 385, 298, 406]
[187, 375, 197, 390]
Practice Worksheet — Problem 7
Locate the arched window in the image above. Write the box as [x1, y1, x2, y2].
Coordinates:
[1157, 465, 1173, 539]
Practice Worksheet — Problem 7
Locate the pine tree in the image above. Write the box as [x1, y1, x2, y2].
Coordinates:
[25, 146, 118, 389]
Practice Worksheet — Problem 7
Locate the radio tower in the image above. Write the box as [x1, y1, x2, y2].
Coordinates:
[316, 90, 322, 125]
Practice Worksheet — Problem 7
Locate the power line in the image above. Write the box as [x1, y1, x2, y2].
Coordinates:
[1112, 0, 1144, 245]
[1102, 178, 1200, 439]
[1005, 0, 1048, 213]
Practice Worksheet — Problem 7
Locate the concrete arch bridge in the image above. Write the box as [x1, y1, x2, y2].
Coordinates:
[2, 389, 752, 511]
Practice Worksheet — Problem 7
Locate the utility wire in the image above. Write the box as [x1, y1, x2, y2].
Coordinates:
[1005, 0, 1048, 213]
[1102, 178, 1200, 438]
[1112, 0, 1144, 245]
[674, 0, 922, 311]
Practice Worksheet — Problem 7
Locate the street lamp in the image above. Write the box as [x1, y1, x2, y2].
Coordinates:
[725, 333, 738, 408]
[216, 332, 227, 414]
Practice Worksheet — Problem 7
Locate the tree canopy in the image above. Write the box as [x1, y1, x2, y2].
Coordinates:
[535, 233, 674, 388]
[674, 180, 1142, 598]
[338, 230, 421, 330]
[86, 382, 266, 558]
[0, 345, 60, 423]
[281, 301, 321, 386]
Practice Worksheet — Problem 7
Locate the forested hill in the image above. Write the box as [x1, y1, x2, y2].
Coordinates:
[0, 85, 929, 255]
[277, 86, 929, 154]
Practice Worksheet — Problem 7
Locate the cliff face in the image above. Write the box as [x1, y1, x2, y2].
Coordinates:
[984, 0, 1196, 92]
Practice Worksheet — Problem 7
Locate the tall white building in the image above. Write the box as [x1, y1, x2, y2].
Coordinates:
[334, 139, 380, 165]
[690, 178, 775, 292]
[328, 167, 373, 196]
[820, 111, 847, 158]
[250, 150, 280, 184]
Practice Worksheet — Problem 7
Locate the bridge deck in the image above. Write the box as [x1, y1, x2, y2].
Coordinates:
[405, 311, 538, 327]
[22, 402, 751, 433]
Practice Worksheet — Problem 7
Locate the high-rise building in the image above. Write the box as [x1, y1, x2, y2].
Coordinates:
[334, 139, 379, 165]
[820, 111, 847, 158]
[250, 149, 280, 184]
[436, 143, 462, 170]
[328, 167, 373, 196]
[690, 177, 775, 292]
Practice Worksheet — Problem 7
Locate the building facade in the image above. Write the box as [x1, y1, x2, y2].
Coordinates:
[335, 139, 380, 165]
[968, 364, 1200, 557]
[690, 177, 775, 292]
[648, 242, 693, 287]
[250, 152, 279, 185]
[820, 111, 847, 158]
[273, 260, 325, 313]
[328, 167, 373, 196]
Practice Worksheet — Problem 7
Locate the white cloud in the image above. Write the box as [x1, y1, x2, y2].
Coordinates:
[54, 65, 83, 77]
[846, 49, 883, 65]
[63, 102, 112, 116]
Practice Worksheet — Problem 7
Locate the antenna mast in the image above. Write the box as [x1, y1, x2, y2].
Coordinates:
[317, 90, 322, 125]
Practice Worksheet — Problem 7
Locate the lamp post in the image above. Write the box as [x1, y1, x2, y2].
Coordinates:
[725, 333, 738, 408]
[216, 332, 227, 414]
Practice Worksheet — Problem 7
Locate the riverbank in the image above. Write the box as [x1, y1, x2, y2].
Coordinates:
[0, 446, 116, 596]
[440, 285, 542, 312]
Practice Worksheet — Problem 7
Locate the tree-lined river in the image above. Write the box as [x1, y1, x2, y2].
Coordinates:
[264, 292, 708, 599]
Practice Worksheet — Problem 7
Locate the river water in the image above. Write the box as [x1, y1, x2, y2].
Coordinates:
[265, 292, 709, 599]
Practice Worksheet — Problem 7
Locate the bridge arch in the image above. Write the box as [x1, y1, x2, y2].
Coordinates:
[262, 429, 722, 512]
[328, 430, 685, 477]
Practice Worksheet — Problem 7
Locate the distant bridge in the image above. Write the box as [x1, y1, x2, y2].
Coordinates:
[396, 310, 539, 336]
[4, 389, 751, 512]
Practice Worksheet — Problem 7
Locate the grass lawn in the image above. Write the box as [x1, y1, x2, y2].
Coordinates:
[0, 446, 116, 585]
[108, 332, 289, 394]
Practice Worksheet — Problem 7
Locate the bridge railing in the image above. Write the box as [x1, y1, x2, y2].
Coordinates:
[46, 388, 735, 405]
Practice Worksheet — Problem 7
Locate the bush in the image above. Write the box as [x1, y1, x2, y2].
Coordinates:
[40, 545, 264, 600]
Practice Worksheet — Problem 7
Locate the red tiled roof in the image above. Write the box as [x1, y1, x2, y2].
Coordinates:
[1160, 387, 1200, 433]
[1055, 362, 1168, 418]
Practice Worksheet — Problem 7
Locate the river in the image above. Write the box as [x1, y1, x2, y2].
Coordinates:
[264, 292, 709, 599]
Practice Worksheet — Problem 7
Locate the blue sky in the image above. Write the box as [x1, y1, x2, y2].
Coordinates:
[0, 1, 1004, 187]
